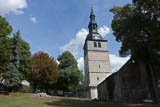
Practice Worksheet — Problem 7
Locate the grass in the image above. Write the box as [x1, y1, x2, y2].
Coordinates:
[0, 93, 159, 107]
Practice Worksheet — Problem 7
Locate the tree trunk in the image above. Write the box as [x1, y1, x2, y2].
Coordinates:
[146, 64, 158, 103]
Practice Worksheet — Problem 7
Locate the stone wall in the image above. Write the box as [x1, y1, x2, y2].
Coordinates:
[86, 51, 111, 87]
[84, 40, 111, 99]
[98, 58, 160, 102]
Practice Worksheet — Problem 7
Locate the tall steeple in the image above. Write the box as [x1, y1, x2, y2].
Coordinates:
[83, 8, 111, 100]
[86, 8, 103, 40]
[88, 8, 98, 33]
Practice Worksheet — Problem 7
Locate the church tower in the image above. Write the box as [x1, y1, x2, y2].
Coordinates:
[84, 8, 111, 99]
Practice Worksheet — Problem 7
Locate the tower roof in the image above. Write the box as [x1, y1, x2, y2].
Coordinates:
[89, 8, 97, 28]
[86, 8, 103, 40]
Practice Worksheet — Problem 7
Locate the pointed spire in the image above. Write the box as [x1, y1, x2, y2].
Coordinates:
[88, 8, 98, 33]
[90, 7, 94, 16]
[89, 8, 96, 24]
[86, 8, 103, 40]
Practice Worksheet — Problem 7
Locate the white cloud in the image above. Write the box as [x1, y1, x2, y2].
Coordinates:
[30, 17, 37, 23]
[76, 54, 129, 73]
[0, 0, 28, 16]
[77, 57, 84, 71]
[60, 29, 88, 57]
[109, 54, 130, 73]
[60, 26, 110, 57]
[98, 25, 110, 37]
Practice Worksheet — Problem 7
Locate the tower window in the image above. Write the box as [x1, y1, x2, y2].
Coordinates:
[97, 77, 99, 81]
[99, 65, 100, 68]
[98, 42, 101, 48]
[94, 42, 97, 47]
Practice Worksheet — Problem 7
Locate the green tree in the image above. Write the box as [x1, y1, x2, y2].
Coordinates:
[133, 0, 160, 64]
[3, 30, 23, 91]
[3, 63, 21, 92]
[3, 30, 33, 91]
[9, 30, 33, 80]
[58, 51, 78, 69]
[110, 1, 160, 63]
[12, 30, 32, 80]
[56, 67, 83, 91]
[10, 30, 22, 68]
[110, 0, 160, 102]
[0, 16, 12, 77]
[56, 51, 83, 91]
[30, 51, 58, 92]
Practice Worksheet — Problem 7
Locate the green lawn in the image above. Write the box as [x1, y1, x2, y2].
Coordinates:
[0, 93, 159, 107]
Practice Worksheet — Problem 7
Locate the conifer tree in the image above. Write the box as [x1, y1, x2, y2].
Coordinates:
[3, 31, 22, 90]
[4, 63, 21, 91]
[3, 30, 32, 91]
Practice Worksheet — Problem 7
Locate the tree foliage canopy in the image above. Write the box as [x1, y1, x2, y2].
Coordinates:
[9, 30, 33, 79]
[30, 51, 58, 90]
[3, 31, 22, 89]
[56, 51, 83, 91]
[58, 51, 78, 69]
[56, 67, 83, 91]
[11, 30, 32, 80]
[3, 30, 32, 90]
[110, 0, 160, 63]
[0, 16, 12, 74]
[4, 63, 21, 90]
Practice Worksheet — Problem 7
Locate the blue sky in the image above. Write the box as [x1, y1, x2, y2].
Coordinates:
[0, 0, 132, 72]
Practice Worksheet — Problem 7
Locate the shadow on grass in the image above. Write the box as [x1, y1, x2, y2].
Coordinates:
[45, 99, 91, 107]
[45, 98, 160, 107]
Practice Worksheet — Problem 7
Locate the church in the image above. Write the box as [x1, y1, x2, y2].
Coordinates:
[83, 8, 111, 99]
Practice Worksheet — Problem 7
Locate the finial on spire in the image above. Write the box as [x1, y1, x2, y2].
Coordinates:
[91, 7, 93, 13]
[90, 1, 95, 16]
[90, 7, 95, 16]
